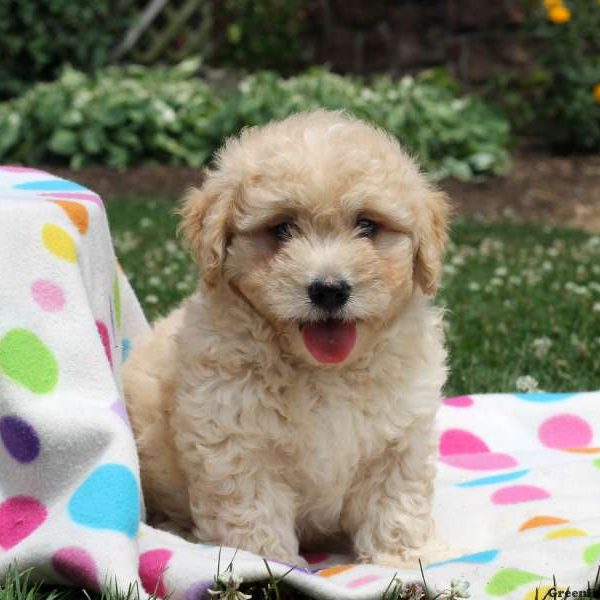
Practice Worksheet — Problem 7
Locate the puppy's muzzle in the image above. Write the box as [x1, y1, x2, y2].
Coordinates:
[308, 279, 351, 312]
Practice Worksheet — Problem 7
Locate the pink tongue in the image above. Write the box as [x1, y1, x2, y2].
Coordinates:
[302, 320, 357, 364]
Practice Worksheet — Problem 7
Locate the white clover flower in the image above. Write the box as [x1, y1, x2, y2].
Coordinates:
[490, 277, 503, 287]
[516, 375, 540, 393]
[494, 266, 508, 277]
[148, 276, 161, 287]
[468, 282, 481, 292]
[207, 573, 251, 600]
[594, 303, 600, 313]
[532, 336, 552, 358]
[145, 294, 159, 304]
[165, 240, 178, 254]
[450, 579, 470, 598]
[443, 264, 457, 275]
[140, 217, 154, 228]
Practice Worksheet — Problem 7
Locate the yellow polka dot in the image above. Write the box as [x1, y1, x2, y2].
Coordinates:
[523, 585, 567, 600]
[545, 527, 586, 539]
[42, 224, 77, 262]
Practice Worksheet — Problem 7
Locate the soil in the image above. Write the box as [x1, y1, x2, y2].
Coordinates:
[50, 150, 600, 233]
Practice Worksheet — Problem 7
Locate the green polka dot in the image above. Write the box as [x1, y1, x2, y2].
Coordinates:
[0, 329, 59, 394]
[593, 458, 600, 469]
[113, 276, 121, 329]
[583, 543, 600, 566]
[485, 568, 541, 596]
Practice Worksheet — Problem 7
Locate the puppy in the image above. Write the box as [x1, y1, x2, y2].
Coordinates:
[122, 110, 449, 568]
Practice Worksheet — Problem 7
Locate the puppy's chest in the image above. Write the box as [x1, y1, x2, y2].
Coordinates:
[278, 378, 398, 490]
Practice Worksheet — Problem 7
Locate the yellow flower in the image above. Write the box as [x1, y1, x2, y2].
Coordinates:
[548, 5, 571, 23]
[594, 83, 600, 104]
[543, 0, 562, 8]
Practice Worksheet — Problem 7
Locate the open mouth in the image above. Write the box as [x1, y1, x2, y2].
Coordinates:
[299, 319, 357, 364]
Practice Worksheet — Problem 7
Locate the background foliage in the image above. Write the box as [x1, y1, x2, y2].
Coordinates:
[214, 0, 310, 72]
[0, 0, 132, 100]
[0, 62, 511, 179]
[528, 0, 600, 151]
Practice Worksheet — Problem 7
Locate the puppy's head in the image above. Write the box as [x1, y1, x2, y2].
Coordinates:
[181, 110, 449, 366]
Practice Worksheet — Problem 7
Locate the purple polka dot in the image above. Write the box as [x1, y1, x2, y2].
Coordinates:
[184, 581, 214, 600]
[0, 416, 40, 463]
[111, 399, 131, 427]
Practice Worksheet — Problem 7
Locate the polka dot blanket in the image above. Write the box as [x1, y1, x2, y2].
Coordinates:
[0, 167, 599, 600]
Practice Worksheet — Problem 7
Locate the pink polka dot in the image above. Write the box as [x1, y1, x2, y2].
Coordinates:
[0, 496, 47, 549]
[443, 395, 474, 407]
[96, 321, 112, 366]
[40, 191, 103, 209]
[538, 414, 593, 450]
[31, 280, 65, 312]
[491, 485, 550, 505]
[139, 549, 172, 598]
[439, 429, 489, 456]
[440, 452, 518, 471]
[347, 574, 381, 588]
[52, 547, 99, 591]
[0, 166, 44, 173]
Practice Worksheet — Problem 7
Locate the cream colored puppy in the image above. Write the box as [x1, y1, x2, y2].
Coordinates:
[122, 110, 450, 568]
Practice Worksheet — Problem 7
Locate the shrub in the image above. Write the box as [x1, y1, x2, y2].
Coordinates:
[527, 0, 600, 151]
[0, 63, 511, 179]
[0, 0, 132, 99]
[0, 61, 223, 169]
[222, 69, 511, 179]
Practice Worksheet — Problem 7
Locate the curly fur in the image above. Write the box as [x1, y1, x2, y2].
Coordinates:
[122, 110, 451, 568]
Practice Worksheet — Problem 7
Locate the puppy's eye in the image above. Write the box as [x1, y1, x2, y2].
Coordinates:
[271, 221, 296, 242]
[356, 218, 379, 238]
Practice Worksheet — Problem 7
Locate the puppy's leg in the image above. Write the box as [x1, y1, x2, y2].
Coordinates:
[342, 415, 449, 568]
[183, 445, 304, 566]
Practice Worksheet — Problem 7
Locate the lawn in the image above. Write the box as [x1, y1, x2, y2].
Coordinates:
[108, 198, 600, 396]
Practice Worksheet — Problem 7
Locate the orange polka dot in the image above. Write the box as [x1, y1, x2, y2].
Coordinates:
[519, 516, 568, 531]
[564, 447, 600, 454]
[51, 200, 89, 234]
[318, 564, 354, 578]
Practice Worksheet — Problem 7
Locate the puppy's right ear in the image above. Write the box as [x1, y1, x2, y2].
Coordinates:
[179, 180, 232, 288]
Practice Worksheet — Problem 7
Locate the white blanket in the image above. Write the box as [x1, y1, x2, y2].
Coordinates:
[1, 167, 598, 600]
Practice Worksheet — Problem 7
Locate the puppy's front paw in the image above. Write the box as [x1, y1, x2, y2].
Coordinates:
[369, 539, 456, 570]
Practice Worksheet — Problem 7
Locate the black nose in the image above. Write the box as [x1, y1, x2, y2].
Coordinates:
[308, 279, 351, 311]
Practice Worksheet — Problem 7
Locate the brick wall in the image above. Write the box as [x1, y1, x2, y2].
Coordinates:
[303, 0, 529, 83]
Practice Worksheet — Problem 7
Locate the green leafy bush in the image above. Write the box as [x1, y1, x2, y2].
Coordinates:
[0, 63, 511, 179]
[0, 0, 132, 99]
[222, 69, 511, 179]
[0, 61, 223, 169]
[526, 0, 600, 151]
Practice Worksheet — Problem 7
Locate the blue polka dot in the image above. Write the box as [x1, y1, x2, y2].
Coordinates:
[427, 549, 499, 569]
[14, 179, 88, 192]
[514, 393, 575, 403]
[457, 469, 529, 488]
[122, 338, 132, 362]
[68, 464, 139, 537]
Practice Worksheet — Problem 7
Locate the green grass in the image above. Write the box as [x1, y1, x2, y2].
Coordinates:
[107, 198, 600, 396]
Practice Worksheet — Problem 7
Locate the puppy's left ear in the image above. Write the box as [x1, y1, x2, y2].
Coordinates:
[179, 176, 233, 288]
[414, 189, 451, 295]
